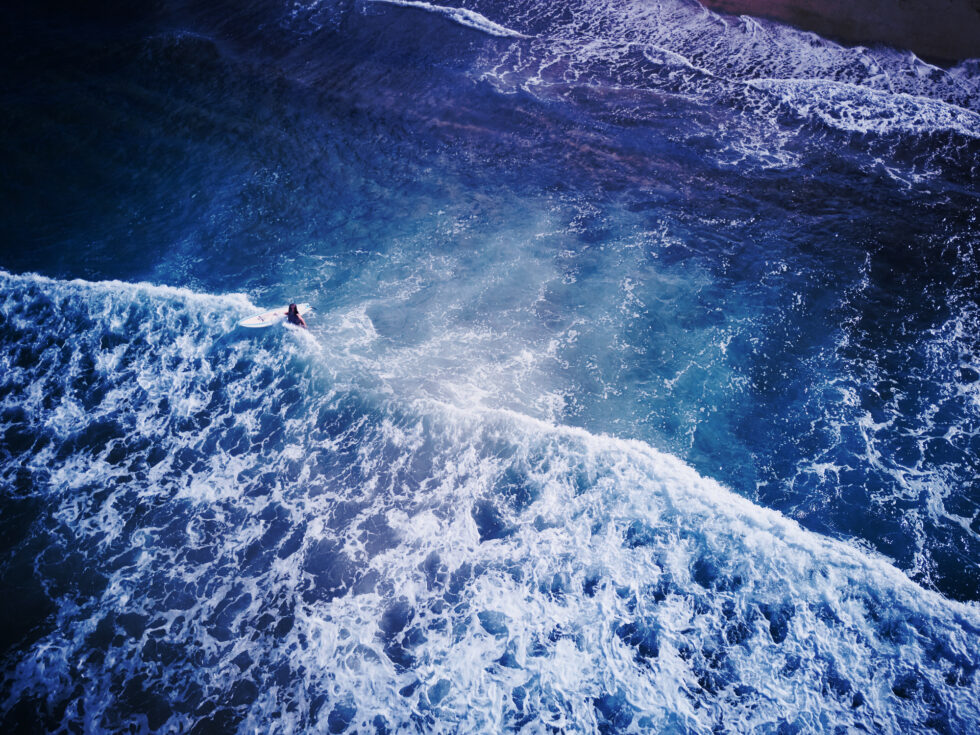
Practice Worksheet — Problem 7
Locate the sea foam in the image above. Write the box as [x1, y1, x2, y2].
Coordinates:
[367, 0, 529, 39]
[2, 270, 978, 733]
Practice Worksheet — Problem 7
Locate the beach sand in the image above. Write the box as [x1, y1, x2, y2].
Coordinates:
[700, 0, 980, 61]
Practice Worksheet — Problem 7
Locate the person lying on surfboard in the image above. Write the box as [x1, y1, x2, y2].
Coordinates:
[286, 303, 307, 328]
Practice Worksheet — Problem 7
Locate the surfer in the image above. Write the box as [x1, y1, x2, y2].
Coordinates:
[286, 303, 307, 328]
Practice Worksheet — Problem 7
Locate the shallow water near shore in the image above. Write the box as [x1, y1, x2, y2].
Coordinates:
[1, 0, 979, 732]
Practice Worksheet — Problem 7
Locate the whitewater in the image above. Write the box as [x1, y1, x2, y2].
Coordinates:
[1, 0, 979, 732]
[2, 270, 978, 732]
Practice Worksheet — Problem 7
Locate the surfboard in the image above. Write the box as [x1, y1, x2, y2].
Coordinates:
[239, 303, 311, 329]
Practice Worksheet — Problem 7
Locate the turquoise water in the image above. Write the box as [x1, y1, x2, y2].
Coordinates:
[2, 1, 979, 732]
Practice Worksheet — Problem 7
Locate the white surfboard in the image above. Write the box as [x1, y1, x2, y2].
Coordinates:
[239, 303, 311, 329]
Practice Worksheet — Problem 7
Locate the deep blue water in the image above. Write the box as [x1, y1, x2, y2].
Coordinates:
[2, 0, 980, 732]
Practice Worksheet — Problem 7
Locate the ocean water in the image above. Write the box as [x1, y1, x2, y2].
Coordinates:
[1, 0, 979, 732]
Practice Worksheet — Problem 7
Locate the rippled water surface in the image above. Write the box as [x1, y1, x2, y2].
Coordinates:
[1, 1, 979, 732]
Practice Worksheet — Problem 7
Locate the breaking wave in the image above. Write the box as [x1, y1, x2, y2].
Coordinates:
[2, 270, 979, 733]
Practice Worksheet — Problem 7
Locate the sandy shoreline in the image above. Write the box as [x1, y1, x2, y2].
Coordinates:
[699, 0, 980, 61]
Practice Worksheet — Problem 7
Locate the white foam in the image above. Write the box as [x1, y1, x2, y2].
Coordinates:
[747, 78, 980, 139]
[0, 268, 256, 312]
[366, 0, 530, 39]
[472, 0, 980, 178]
[3, 269, 980, 732]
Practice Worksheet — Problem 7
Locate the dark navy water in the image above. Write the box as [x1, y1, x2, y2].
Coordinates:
[2, 1, 980, 732]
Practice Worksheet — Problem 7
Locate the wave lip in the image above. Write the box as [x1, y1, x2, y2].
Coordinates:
[366, 0, 530, 39]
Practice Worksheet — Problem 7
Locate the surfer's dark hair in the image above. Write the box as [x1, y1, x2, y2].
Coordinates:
[288, 303, 298, 313]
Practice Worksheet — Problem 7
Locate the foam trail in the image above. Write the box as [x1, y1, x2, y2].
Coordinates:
[367, 0, 530, 39]
[0, 269, 256, 311]
[747, 78, 980, 139]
